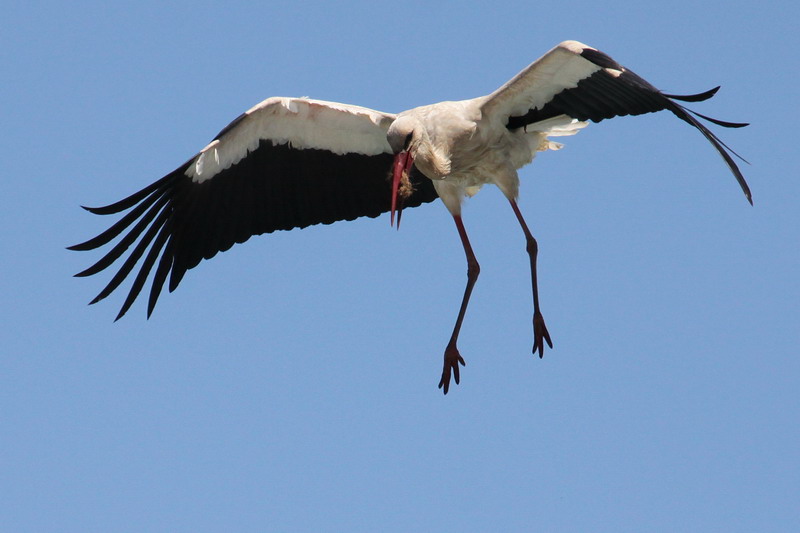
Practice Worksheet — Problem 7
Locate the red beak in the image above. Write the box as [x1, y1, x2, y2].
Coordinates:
[391, 150, 414, 228]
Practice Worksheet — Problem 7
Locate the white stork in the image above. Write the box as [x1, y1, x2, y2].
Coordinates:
[71, 41, 751, 393]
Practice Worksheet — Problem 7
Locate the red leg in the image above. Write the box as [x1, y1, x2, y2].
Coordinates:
[509, 199, 553, 357]
[438, 215, 480, 394]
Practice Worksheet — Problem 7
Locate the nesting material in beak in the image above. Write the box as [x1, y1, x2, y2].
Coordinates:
[391, 150, 414, 228]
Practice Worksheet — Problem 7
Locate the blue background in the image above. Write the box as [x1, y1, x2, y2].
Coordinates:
[3, 1, 798, 531]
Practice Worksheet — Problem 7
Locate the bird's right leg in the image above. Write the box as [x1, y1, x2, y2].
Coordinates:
[438, 215, 480, 394]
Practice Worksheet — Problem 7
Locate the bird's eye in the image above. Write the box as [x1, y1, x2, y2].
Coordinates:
[403, 132, 413, 150]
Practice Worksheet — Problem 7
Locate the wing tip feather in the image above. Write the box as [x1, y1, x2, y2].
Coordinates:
[663, 86, 721, 103]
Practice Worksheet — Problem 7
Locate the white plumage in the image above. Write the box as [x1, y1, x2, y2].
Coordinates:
[72, 41, 751, 393]
[187, 98, 395, 182]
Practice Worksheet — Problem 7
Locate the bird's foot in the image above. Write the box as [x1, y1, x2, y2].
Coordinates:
[532, 311, 553, 358]
[438, 342, 466, 395]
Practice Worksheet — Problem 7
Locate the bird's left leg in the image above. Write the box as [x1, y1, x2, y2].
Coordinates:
[509, 199, 553, 357]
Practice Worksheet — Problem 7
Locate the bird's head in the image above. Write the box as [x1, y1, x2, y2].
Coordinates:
[386, 117, 418, 228]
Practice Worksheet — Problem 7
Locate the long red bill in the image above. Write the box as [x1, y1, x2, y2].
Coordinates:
[391, 151, 414, 228]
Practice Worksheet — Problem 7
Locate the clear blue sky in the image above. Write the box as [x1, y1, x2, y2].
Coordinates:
[3, 1, 798, 531]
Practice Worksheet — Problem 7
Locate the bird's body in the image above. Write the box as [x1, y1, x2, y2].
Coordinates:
[389, 99, 584, 214]
[71, 41, 751, 393]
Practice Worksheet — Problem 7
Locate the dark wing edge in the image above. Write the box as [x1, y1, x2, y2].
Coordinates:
[69, 143, 438, 321]
[506, 46, 752, 205]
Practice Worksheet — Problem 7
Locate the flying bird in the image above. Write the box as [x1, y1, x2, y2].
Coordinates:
[71, 40, 751, 394]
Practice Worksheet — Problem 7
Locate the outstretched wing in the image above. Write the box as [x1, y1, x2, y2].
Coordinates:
[482, 40, 751, 203]
[70, 97, 438, 320]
